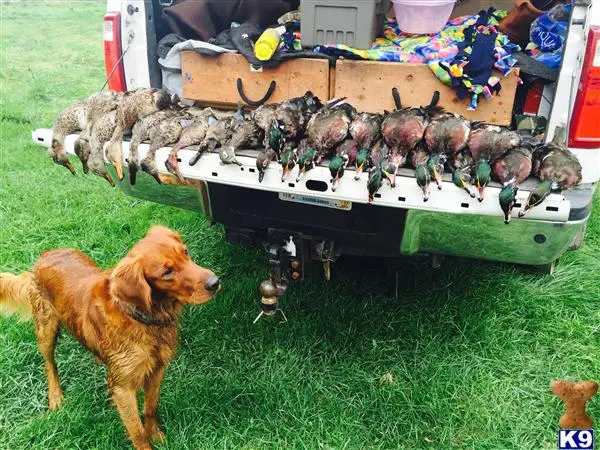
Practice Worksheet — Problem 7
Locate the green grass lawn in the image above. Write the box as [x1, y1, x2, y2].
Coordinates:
[1, 3, 599, 449]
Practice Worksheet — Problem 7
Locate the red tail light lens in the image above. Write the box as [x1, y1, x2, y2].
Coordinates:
[104, 13, 127, 92]
[568, 26, 600, 149]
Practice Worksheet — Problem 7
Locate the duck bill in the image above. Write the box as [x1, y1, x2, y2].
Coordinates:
[518, 204, 531, 218]
[504, 210, 512, 224]
[189, 150, 202, 166]
[296, 167, 306, 182]
[354, 163, 364, 180]
[421, 185, 430, 202]
[112, 160, 124, 181]
[281, 166, 290, 182]
[258, 169, 266, 183]
[476, 182, 485, 202]
[102, 172, 116, 187]
[129, 164, 138, 186]
[331, 174, 340, 191]
[62, 159, 76, 175]
[433, 168, 443, 190]
[385, 172, 396, 188]
[368, 191, 375, 204]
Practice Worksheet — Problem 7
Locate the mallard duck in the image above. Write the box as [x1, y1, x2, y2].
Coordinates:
[329, 139, 359, 191]
[128, 109, 180, 185]
[279, 147, 298, 182]
[349, 113, 382, 179]
[519, 142, 582, 217]
[366, 140, 390, 203]
[450, 148, 476, 198]
[306, 100, 355, 155]
[251, 104, 286, 165]
[274, 91, 322, 141]
[86, 110, 117, 187]
[106, 88, 173, 181]
[381, 92, 438, 187]
[296, 146, 322, 182]
[467, 124, 522, 201]
[73, 91, 122, 173]
[492, 142, 536, 223]
[410, 142, 432, 201]
[165, 109, 216, 181]
[423, 111, 470, 189]
[251, 104, 277, 142]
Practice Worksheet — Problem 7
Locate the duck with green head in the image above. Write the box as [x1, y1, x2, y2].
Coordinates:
[449, 148, 476, 198]
[280, 147, 297, 182]
[426, 153, 446, 190]
[296, 143, 323, 182]
[452, 169, 476, 198]
[329, 139, 359, 191]
[467, 124, 522, 202]
[518, 141, 581, 217]
[423, 111, 471, 189]
[349, 112, 382, 180]
[367, 165, 384, 204]
[365, 140, 390, 203]
[492, 143, 535, 223]
[410, 143, 433, 201]
[354, 148, 370, 180]
[473, 159, 492, 201]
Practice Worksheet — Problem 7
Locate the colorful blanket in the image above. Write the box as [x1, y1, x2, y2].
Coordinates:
[312, 9, 521, 110]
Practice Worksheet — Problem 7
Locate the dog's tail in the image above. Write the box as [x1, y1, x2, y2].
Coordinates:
[0, 272, 37, 321]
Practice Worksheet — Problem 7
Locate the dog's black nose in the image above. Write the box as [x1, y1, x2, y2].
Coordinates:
[204, 276, 221, 292]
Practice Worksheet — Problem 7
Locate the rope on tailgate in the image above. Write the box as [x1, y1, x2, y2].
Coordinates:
[101, 32, 135, 92]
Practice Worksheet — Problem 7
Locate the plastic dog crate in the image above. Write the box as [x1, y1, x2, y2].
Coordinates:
[301, 0, 391, 49]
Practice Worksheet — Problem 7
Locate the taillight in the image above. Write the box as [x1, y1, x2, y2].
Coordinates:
[104, 12, 127, 92]
[568, 26, 600, 149]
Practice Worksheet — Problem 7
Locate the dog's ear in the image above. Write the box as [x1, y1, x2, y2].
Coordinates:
[110, 256, 152, 312]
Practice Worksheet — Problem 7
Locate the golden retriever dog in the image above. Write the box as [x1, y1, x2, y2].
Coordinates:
[0, 226, 220, 449]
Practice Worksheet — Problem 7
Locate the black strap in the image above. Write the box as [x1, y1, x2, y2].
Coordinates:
[236, 78, 276, 107]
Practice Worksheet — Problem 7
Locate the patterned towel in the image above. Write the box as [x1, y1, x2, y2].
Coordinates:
[312, 9, 521, 110]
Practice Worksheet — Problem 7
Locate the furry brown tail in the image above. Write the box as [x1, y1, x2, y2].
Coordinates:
[0, 272, 37, 321]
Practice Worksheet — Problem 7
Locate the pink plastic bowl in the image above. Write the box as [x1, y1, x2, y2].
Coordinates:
[392, 0, 457, 34]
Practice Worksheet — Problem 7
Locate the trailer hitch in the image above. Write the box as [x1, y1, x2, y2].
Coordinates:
[253, 232, 303, 324]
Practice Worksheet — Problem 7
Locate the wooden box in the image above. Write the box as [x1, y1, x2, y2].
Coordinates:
[334, 60, 518, 126]
[181, 52, 330, 108]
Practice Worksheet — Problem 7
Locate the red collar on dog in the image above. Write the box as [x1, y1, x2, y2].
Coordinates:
[115, 301, 177, 327]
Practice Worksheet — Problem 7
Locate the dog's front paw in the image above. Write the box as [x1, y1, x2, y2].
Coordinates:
[144, 417, 166, 444]
[48, 389, 64, 410]
[149, 429, 166, 445]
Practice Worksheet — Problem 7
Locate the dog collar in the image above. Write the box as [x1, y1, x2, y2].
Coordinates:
[116, 301, 176, 327]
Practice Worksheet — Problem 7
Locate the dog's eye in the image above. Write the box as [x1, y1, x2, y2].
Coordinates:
[183, 247, 189, 256]
[162, 267, 174, 278]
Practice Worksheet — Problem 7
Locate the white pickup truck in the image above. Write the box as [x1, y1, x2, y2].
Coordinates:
[34, 0, 600, 274]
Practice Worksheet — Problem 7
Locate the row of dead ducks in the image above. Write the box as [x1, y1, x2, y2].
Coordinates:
[50, 88, 582, 223]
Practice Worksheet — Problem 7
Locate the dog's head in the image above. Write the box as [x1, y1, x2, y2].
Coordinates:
[110, 226, 220, 312]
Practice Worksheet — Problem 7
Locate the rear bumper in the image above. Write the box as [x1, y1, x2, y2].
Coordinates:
[106, 164, 595, 266]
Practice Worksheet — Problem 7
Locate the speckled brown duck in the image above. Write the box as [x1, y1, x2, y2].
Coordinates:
[87, 110, 118, 187]
[105, 88, 174, 181]
[140, 109, 203, 184]
[73, 91, 123, 174]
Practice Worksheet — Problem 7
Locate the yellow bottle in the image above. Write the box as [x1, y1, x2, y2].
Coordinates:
[254, 25, 286, 61]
